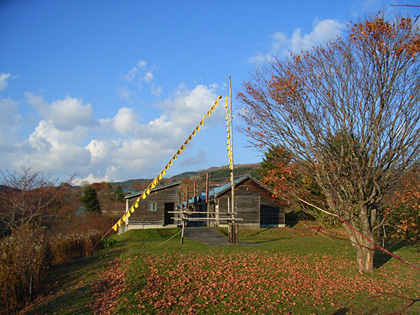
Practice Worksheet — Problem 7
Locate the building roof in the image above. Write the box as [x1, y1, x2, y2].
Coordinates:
[125, 180, 182, 200]
[210, 174, 275, 197]
[188, 194, 206, 204]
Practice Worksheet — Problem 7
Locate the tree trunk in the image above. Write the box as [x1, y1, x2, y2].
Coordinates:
[343, 220, 376, 273]
[355, 242, 375, 273]
[349, 233, 375, 273]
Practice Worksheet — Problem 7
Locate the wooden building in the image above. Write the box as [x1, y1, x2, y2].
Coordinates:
[209, 175, 286, 228]
[118, 180, 181, 233]
[118, 175, 285, 233]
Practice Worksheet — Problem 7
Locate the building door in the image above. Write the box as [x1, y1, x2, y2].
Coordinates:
[260, 205, 280, 227]
[164, 202, 174, 225]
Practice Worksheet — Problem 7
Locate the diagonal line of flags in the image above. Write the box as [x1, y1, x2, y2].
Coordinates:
[112, 95, 223, 232]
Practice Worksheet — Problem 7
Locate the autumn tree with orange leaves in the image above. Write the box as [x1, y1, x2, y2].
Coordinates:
[385, 163, 420, 241]
[238, 14, 420, 273]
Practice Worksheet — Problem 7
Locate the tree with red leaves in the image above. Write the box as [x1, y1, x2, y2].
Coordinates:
[238, 13, 420, 273]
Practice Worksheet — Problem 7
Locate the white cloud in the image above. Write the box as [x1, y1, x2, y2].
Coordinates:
[96, 84, 222, 181]
[249, 18, 344, 63]
[0, 98, 19, 127]
[152, 85, 163, 98]
[117, 86, 133, 101]
[0, 73, 11, 91]
[143, 71, 154, 82]
[113, 107, 142, 135]
[25, 93, 96, 130]
[119, 60, 161, 100]
[163, 84, 224, 128]
[4, 83, 223, 183]
[122, 67, 139, 83]
[18, 120, 92, 174]
[28, 120, 87, 148]
[290, 19, 343, 53]
[137, 60, 147, 68]
[0, 98, 21, 156]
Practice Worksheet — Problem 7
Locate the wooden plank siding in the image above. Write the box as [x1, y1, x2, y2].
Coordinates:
[212, 176, 286, 228]
[119, 181, 181, 232]
[118, 175, 285, 233]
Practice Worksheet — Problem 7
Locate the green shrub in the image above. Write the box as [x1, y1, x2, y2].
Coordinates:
[101, 237, 116, 248]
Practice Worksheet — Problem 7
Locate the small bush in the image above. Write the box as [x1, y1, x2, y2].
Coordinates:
[101, 237, 116, 248]
[0, 224, 48, 314]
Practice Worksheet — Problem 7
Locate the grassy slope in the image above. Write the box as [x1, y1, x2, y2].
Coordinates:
[23, 224, 420, 315]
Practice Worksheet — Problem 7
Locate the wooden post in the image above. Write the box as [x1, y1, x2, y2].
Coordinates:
[186, 187, 189, 210]
[193, 180, 197, 212]
[181, 218, 185, 244]
[206, 172, 210, 226]
[228, 76, 238, 244]
[125, 198, 129, 225]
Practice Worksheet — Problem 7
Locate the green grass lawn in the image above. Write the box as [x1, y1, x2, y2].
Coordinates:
[22, 223, 420, 315]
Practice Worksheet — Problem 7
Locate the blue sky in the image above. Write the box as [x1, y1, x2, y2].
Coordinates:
[0, 0, 415, 183]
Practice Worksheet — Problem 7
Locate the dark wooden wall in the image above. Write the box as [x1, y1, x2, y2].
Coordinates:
[128, 185, 179, 226]
[215, 179, 285, 227]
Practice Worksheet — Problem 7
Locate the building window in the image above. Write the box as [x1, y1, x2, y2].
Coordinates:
[148, 201, 157, 211]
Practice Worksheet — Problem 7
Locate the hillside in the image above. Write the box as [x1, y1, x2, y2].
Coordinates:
[115, 163, 262, 188]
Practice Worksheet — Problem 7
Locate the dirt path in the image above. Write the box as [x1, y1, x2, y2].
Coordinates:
[184, 226, 258, 246]
[184, 227, 229, 246]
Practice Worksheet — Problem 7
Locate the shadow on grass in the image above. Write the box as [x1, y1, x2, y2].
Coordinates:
[285, 210, 316, 227]
[374, 239, 417, 268]
[24, 245, 125, 315]
[247, 236, 295, 244]
[332, 307, 350, 314]
[244, 228, 271, 237]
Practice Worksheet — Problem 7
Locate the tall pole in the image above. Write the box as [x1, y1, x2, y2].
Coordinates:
[193, 180, 197, 212]
[228, 76, 238, 244]
[206, 172, 209, 226]
[229, 76, 235, 222]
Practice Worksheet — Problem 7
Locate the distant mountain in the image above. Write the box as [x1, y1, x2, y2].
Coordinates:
[114, 163, 262, 188]
[112, 178, 151, 188]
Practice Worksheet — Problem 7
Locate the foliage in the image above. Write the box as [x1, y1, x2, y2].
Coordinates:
[260, 145, 339, 227]
[80, 185, 101, 213]
[113, 185, 125, 203]
[89, 257, 127, 314]
[48, 231, 100, 265]
[0, 167, 120, 314]
[0, 224, 49, 314]
[101, 237, 117, 248]
[0, 209, 116, 313]
[384, 165, 420, 241]
[91, 181, 126, 213]
[260, 145, 293, 181]
[47, 213, 117, 264]
[0, 167, 73, 235]
[208, 166, 261, 182]
[238, 13, 420, 272]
